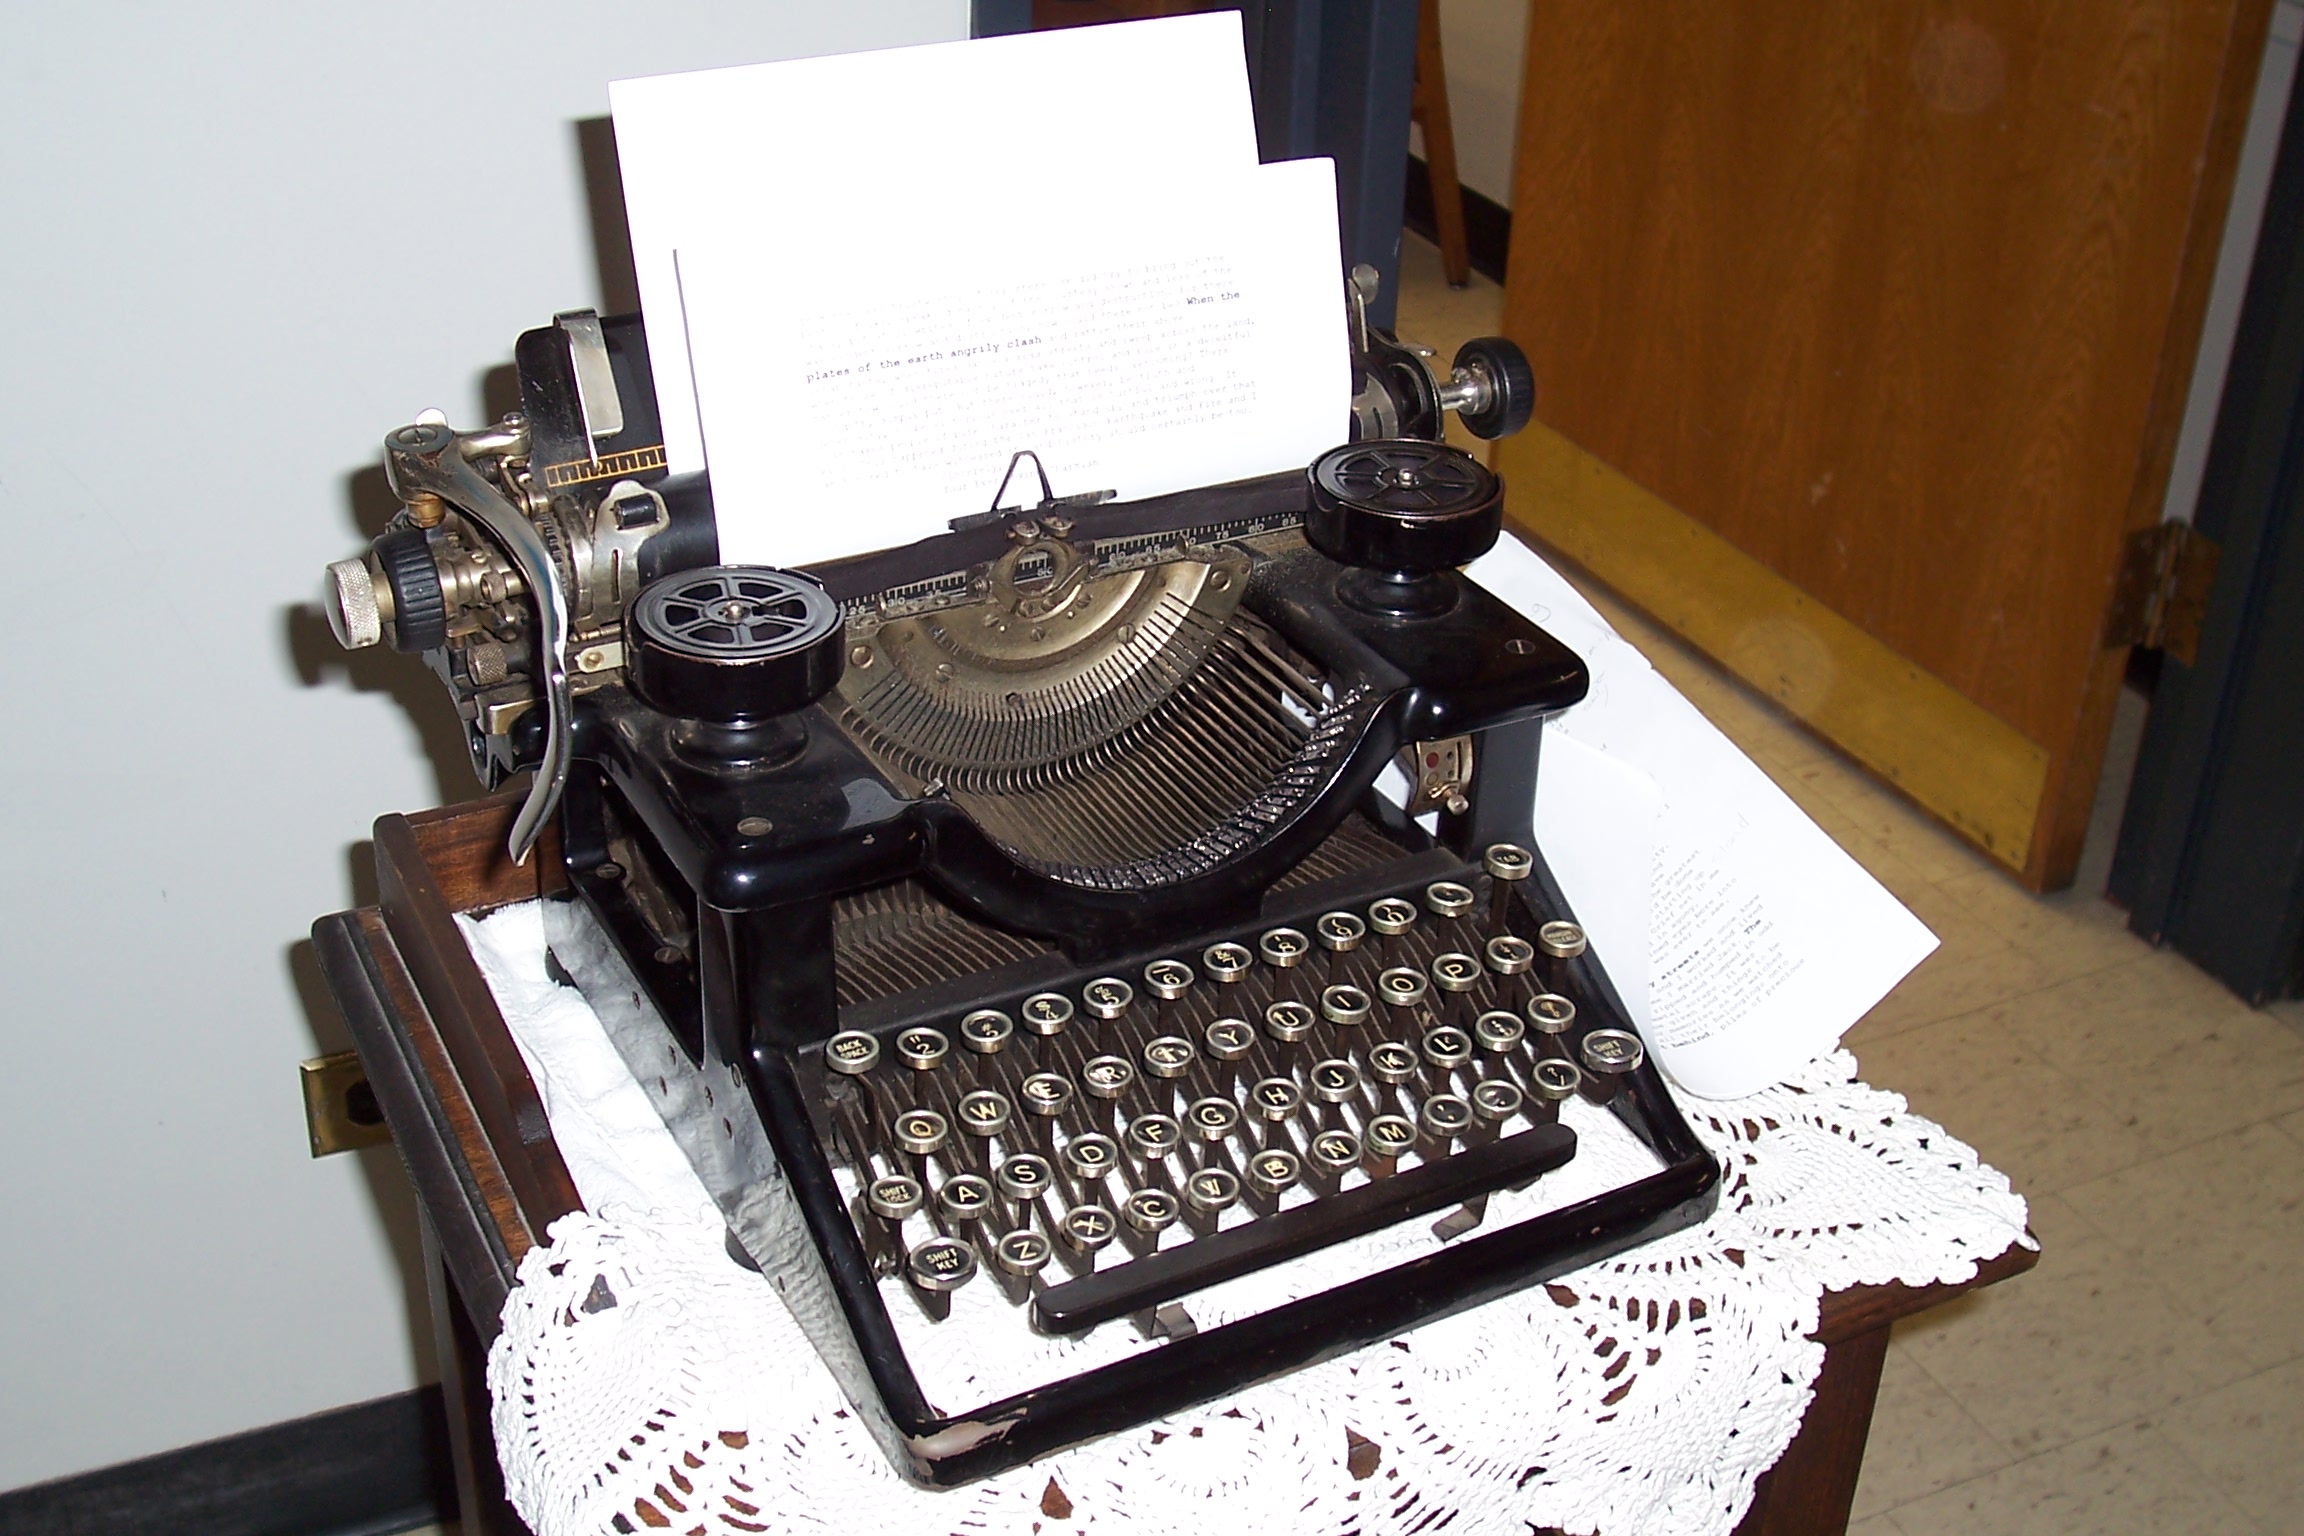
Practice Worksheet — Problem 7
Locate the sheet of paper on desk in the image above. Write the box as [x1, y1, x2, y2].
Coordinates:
[680, 157, 1348, 567]
[1475, 541, 1940, 1099]
[610, 12, 1262, 477]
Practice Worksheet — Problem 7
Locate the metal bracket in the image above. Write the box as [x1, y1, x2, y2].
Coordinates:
[301, 1052, 392, 1156]
[1401, 735, 1474, 816]
[555, 309, 625, 459]
[2106, 523, 2222, 665]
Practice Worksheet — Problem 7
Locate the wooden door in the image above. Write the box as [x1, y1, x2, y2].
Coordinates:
[1494, 2, 2273, 888]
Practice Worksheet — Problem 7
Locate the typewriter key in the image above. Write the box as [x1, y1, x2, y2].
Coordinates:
[908, 1236, 978, 1292]
[866, 1174, 924, 1221]
[936, 1175, 994, 1222]
[1419, 1094, 1474, 1139]
[1184, 1167, 1242, 1214]
[1485, 935, 1536, 976]
[1258, 927, 1310, 968]
[1126, 1113, 1183, 1160]
[896, 1028, 950, 1071]
[1082, 1055, 1136, 1099]
[1248, 1148, 1302, 1194]
[1059, 1204, 1118, 1254]
[1532, 1057, 1582, 1101]
[1204, 1018, 1255, 1061]
[996, 1228, 1052, 1277]
[1368, 897, 1418, 936]
[1263, 999, 1316, 1043]
[826, 1031, 880, 1075]
[1369, 1041, 1419, 1085]
[1310, 1128, 1363, 1171]
[1202, 941, 1253, 982]
[1483, 843, 1535, 883]
[1082, 977, 1135, 1021]
[1142, 1035, 1197, 1078]
[1022, 992, 1075, 1036]
[1315, 910, 1367, 952]
[1537, 920, 1589, 959]
[1526, 993, 1577, 1034]
[1580, 1029, 1645, 1077]
[1366, 1115, 1419, 1159]
[1123, 1188, 1180, 1234]
[1062, 1133, 1120, 1180]
[1310, 1058, 1362, 1103]
[958, 1090, 1013, 1138]
[1423, 1026, 1474, 1070]
[1021, 1073, 1074, 1117]
[997, 1153, 1054, 1200]
[1432, 952, 1483, 993]
[895, 1108, 950, 1156]
[1379, 967, 1430, 1007]
[1142, 958, 1195, 1000]
[959, 1009, 1014, 1054]
[1474, 1010, 1526, 1053]
[1471, 1078, 1525, 1122]
[1425, 880, 1477, 918]
[1319, 983, 1373, 1027]
[1251, 1076, 1303, 1121]
[1187, 1096, 1240, 1141]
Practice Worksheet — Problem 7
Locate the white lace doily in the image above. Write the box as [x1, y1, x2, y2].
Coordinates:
[460, 904, 2030, 1536]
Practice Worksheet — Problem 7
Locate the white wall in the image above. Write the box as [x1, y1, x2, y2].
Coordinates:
[1413, 0, 1529, 206]
[0, 0, 966, 1491]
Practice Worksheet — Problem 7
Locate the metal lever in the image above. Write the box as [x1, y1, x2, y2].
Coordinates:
[554, 309, 624, 459]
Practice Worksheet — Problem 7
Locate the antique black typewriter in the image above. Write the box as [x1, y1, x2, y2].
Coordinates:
[321, 285, 1720, 1485]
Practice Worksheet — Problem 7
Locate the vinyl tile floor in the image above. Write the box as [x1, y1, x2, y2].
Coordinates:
[1394, 232, 2304, 1536]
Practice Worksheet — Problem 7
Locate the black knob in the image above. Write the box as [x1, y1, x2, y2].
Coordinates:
[374, 525, 447, 652]
[628, 566, 844, 723]
[1451, 337, 1535, 440]
[1306, 440, 1503, 617]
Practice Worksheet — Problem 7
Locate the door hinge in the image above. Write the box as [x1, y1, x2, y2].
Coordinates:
[2106, 523, 2221, 665]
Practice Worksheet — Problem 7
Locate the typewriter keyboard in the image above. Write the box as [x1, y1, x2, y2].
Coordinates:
[810, 845, 1643, 1335]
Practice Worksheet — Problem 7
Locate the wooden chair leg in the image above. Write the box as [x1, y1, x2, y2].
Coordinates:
[423, 1212, 533, 1536]
[1412, 0, 1472, 287]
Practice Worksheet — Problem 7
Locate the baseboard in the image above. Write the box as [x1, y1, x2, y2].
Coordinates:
[1403, 154, 1512, 283]
[0, 1388, 453, 1536]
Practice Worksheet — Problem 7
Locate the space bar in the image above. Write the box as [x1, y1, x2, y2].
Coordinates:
[1032, 1121, 1578, 1335]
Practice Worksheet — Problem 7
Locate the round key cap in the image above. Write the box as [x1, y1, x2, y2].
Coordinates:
[936, 1174, 993, 1222]
[1532, 1057, 1582, 1101]
[909, 1236, 977, 1292]
[1485, 935, 1535, 976]
[1184, 1166, 1242, 1214]
[1368, 896, 1418, 935]
[1143, 1035, 1197, 1078]
[959, 1009, 1014, 1054]
[1083, 1055, 1136, 1099]
[1202, 941, 1252, 982]
[1059, 1204, 1118, 1254]
[1258, 927, 1310, 968]
[1366, 1115, 1418, 1159]
[1423, 1025, 1473, 1070]
[1248, 1147, 1302, 1194]
[1369, 1041, 1419, 1084]
[1250, 1076, 1303, 1121]
[1537, 920, 1588, 960]
[996, 1153, 1053, 1200]
[1126, 1113, 1182, 1160]
[825, 1030, 880, 1075]
[894, 1108, 949, 1156]
[1310, 1127, 1363, 1172]
[1142, 958, 1195, 999]
[1526, 993, 1577, 1034]
[1124, 1187, 1180, 1234]
[1309, 1057, 1362, 1103]
[1580, 1028, 1646, 1076]
[866, 1174, 924, 1220]
[1474, 1010, 1526, 1053]
[1431, 952, 1482, 993]
[1204, 1018, 1254, 1061]
[1022, 992, 1075, 1036]
[1020, 1072, 1074, 1117]
[1315, 910, 1367, 953]
[1419, 1094, 1474, 1139]
[957, 1089, 1012, 1138]
[1425, 880, 1476, 918]
[1483, 843, 1534, 883]
[1187, 1096, 1240, 1141]
[1082, 976, 1135, 1021]
[1471, 1078, 1525, 1122]
[1320, 983, 1373, 1027]
[1378, 967, 1430, 1008]
[895, 1027, 949, 1071]
[1061, 1132, 1120, 1181]
[995, 1228, 1051, 1277]
[1263, 999, 1316, 1043]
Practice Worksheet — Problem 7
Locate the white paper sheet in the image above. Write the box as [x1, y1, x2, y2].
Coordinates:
[1533, 728, 1663, 1032]
[610, 13, 1263, 476]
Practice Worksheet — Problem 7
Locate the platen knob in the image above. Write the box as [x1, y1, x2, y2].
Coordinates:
[628, 565, 844, 723]
[324, 558, 384, 649]
[1305, 439, 1503, 616]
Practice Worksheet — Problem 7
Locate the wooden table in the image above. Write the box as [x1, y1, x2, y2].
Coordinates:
[313, 792, 2037, 1536]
